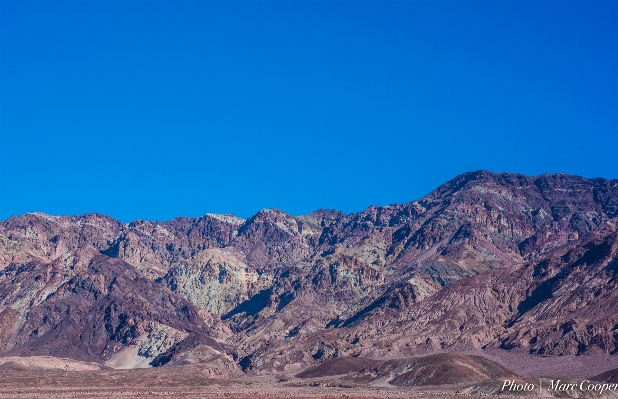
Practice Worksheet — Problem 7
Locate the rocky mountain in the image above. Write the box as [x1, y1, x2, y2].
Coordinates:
[0, 249, 225, 368]
[1, 170, 617, 379]
[344, 218, 618, 355]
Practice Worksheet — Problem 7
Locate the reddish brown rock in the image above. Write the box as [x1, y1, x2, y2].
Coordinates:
[1, 170, 618, 379]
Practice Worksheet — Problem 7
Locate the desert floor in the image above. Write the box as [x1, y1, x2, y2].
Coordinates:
[0, 366, 520, 399]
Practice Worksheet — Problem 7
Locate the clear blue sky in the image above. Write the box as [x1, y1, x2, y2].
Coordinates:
[1, 0, 617, 222]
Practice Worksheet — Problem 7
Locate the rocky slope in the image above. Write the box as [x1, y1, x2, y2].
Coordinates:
[0, 250, 224, 367]
[1, 170, 617, 376]
[343, 218, 618, 356]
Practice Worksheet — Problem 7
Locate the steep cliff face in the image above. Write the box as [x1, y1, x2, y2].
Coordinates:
[1, 170, 617, 371]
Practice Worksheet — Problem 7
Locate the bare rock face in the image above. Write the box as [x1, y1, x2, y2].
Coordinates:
[159, 248, 263, 315]
[497, 223, 618, 355]
[1, 170, 618, 376]
[230, 208, 320, 269]
[0, 213, 123, 270]
[0, 253, 221, 364]
[342, 218, 618, 359]
[102, 214, 245, 278]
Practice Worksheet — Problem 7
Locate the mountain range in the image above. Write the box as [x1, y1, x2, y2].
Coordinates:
[1, 170, 617, 382]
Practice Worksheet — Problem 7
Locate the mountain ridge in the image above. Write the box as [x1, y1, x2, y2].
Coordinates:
[1, 170, 618, 378]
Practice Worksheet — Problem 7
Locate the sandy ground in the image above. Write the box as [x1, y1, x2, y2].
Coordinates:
[0, 386, 483, 399]
[0, 356, 102, 371]
[3, 352, 616, 398]
[0, 365, 518, 399]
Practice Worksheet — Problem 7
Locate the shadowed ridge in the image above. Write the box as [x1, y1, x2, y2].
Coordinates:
[389, 353, 517, 386]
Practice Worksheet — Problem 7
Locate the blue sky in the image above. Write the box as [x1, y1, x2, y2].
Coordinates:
[1, 0, 617, 221]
